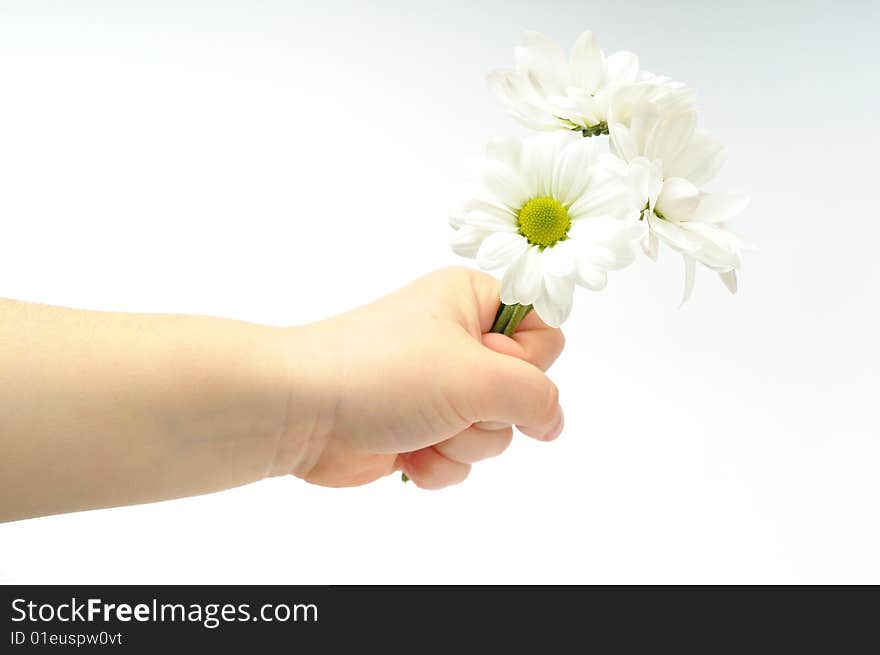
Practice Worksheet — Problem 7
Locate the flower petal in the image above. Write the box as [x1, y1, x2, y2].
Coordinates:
[464, 209, 518, 231]
[476, 231, 528, 269]
[515, 31, 570, 94]
[626, 157, 664, 211]
[450, 226, 488, 258]
[683, 222, 746, 270]
[554, 88, 601, 129]
[481, 160, 530, 210]
[464, 198, 518, 223]
[579, 238, 638, 271]
[574, 261, 608, 290]
[605, 51, 639, 86]
[641, 231, 659, 260]
[652, 86, 697, 115]
[688, 192, 750, 223]
[568, 216, 640, 273]
[500, 244, 543, 305]
[569, 30, 604, 92]
[521, 131, 576, 198]
[568, 170, 629, 219]
[644, 109, 696, 163]
[649, 213, 701, 252]
[680, 254, 696, 306]
[487, 69, 561, 131]
[486, 135, 523, 172]
[609, 123, 636, 161]
[664, 128, 725, 187]
[541, 241, 576, 277]
[534, 274, 575, 327]
[607, 83, 656, 126]
[449, 206, 466, 230]
[719, 269, 738, 294]
[568, 215, 631, 242]
[628, 100, 660, 156]
[597, 152, 631, 178]
[655, 177, 700, 221]
[626, 156, 653, 210]
[486, 69, 534, 114]
[487, 68, 518, 107]
[551, 137, 597, 206]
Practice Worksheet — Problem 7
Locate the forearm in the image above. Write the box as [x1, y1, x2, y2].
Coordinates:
[0, 299, 289, 522]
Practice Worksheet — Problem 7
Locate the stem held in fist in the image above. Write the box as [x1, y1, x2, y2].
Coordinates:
[490, 302, 533, 336]
[400, 301, 532, 483]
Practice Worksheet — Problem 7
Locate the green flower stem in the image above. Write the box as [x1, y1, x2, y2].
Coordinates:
[580, 122, 609, 137]
[491, 303, 516, 334]
[490, 302, 533, 336]
[502, 303, 533, 336]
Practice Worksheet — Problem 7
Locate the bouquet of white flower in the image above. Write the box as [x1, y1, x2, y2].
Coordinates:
[451, 30, 752, 334]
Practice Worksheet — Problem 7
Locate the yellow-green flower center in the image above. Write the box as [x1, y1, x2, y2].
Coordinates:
[517, 197, 570, 248]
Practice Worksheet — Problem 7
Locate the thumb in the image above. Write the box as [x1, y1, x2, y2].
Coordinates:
[481, 332, 528, 360]
[465, 346, 564, 441]
[476, 334, 527, 431]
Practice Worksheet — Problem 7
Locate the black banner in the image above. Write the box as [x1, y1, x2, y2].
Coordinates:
[1, 585, 876, 651]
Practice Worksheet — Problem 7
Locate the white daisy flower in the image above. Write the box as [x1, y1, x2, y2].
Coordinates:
[488, 30, 693, 136]
[450, 132, 641, 327]
[609, 101, 752, 302]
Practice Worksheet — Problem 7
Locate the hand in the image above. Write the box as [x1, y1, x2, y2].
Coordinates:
[274, 268, 566, 489]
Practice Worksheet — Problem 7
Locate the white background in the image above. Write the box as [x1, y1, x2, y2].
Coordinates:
[1, 0, 878, 583]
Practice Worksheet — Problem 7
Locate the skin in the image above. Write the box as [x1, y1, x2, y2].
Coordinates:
[0, 268, 564, 523]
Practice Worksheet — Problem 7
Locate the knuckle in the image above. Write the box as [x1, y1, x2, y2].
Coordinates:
[479, 363, 509, 402]
[544, 380, 560, 413]
[437, 266, 474, 286]
[424, 464, 471, 490]
[491, 428, 514, 456]
[407, 451, 471, 490]
[452, 463, 472, 486]
[554, 328, 566, 353]
[455, 266, 500, 297]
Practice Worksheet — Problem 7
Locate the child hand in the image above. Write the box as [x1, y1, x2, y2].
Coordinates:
[274, 268, 566, 489]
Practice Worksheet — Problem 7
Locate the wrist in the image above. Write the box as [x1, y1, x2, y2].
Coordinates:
[165, 316, 295, 489]
[261, 324, 337, 480]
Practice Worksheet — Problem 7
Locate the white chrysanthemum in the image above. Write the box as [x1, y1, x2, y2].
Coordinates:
[450, 132, 641, 327]
[609, 101, 752, 302]
[488, 30, 693, 135]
